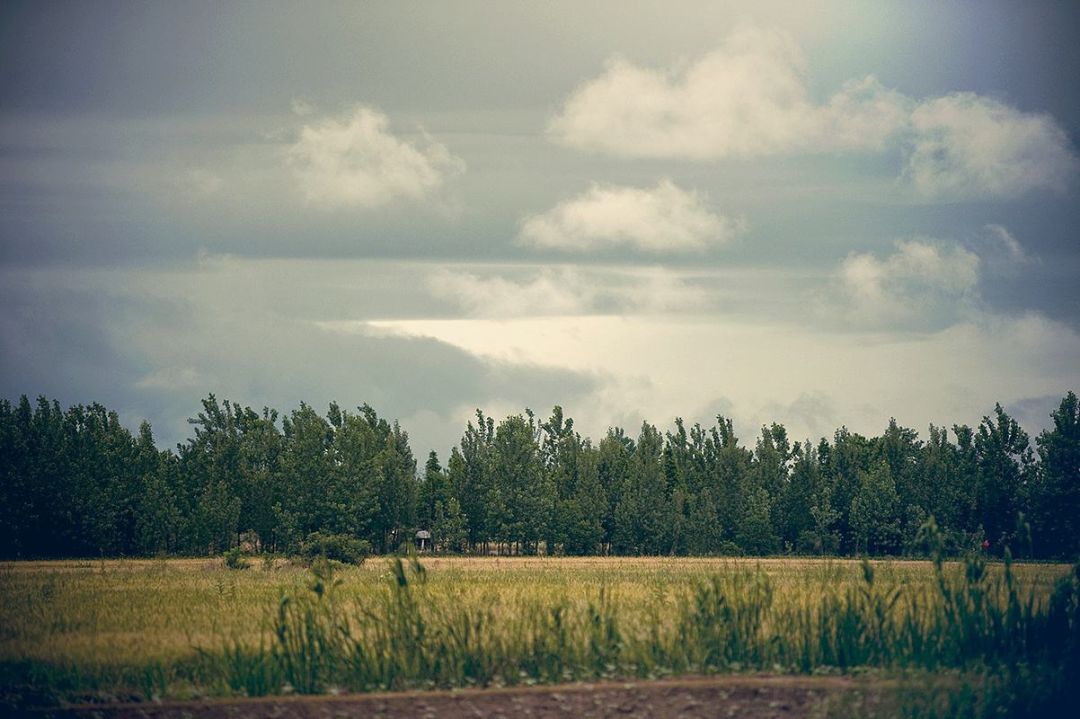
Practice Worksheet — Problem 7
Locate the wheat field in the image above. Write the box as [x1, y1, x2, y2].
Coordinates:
[0, 555, 1075, 711]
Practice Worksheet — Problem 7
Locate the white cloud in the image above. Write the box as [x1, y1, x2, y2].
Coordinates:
[905, 93, 1076, 199]
[367, 311, 1080, 448]
[982, 224, 1032, 265]
[837, 239, 980, 325]
[427, 268, 595, 318]
[427, 265, 708, 318]
[549, 27, 1074, 200]
[518, 179, 743, 253]
[819, 76, 913, 152]
[287, 106, 464, 208]
[629, 268, 710, 313]
[547, 25, 910, 159]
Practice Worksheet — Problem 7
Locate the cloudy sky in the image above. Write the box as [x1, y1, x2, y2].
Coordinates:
[2, 1, 1079, 457]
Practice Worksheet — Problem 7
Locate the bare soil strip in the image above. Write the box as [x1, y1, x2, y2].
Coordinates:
[30, 675, 892, 719]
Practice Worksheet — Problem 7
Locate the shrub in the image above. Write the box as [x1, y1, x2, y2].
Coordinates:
[299, 532, 371, 565]
[223, 547, 250, 570]
[715, 540, 742, 556]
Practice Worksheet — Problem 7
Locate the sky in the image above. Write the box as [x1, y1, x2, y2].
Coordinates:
[2, 0, 1079, 458]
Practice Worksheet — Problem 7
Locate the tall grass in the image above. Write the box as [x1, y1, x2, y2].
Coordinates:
[2, 555, 1076, 715]
[201, 552, 1078, 716]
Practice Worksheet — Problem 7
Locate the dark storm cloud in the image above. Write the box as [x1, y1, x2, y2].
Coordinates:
[0, 268, 598, 454]
[0, 281, 148, 402]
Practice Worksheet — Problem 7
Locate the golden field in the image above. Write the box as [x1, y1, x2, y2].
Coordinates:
[0, 556, 1067, 670]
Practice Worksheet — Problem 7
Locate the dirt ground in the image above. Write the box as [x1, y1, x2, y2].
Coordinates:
[28, 675, 891, 719]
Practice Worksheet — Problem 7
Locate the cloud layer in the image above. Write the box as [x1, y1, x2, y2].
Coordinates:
[287, 106, 464, 208]
[549, 27, 1076, 199]
[905, 93, 1075, 199]
[836, 239, 980, 327]
[548, 26, 909, 159]
[981, 224, 1032, 265]
[2, 4, 1077, 462]
[372, 309, 1080, 451]
[426, 265, 706, 318]
[518, 180, 742, 253]
[427, 268, 595, 318]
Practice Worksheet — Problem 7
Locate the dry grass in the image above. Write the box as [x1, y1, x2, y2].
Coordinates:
[0, 556, 1067, 670]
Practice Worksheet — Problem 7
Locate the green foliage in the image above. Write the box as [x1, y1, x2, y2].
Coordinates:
[735, 487, 779, 555]
[432, 498, 469, 553]
[613, 422, 675, 555]
[974, 405, 1034, 552]
[298, 532, 371, 565]
[416, 451, 450, 532]
[543, 407, 606, 556]
[1032, 391, 1080, 558]
[454, 411, 496, 548]
[714, 540, 742, 556]
[223, 547, 250, 570]
[2, 391, 1079, 561]
[193, 480, 240, 554]
[850, 460, 903, 555]
[490, 413, 552, 553]
[191, 555, 1080, 704]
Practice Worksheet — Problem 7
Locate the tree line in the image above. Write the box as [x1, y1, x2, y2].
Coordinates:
[1, 391, 1078, 560]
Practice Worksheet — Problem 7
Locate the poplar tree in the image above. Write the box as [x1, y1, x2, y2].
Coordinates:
[974, 405, 1033, 551]
[1033, 392, 1080, 557]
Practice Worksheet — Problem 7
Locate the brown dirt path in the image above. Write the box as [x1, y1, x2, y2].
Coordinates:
[28, 675, 891, 719]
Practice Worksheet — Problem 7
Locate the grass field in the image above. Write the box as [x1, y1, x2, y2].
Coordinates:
[1, 555, 1077, 714]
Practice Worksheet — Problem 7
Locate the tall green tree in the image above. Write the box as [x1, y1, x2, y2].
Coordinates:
[597, 427, 634, 551]
[681, 416, 751, 554]
[433, 497, 469, 553]
[735, 486, 779, 554]
[613, 422, 674, 555]
[136, 454, 182, 555]
[491, 413, 551, 553]
[233, 407, 283, 551]
[710, 417, 753, 543]
[371, 421, 417, 552]
[276, 403, 334, 549]
[1033, 392, 1080, 558]
[542, 407, 606, 555]
[874, 419, 922, 510]
[775, 441, 822, 550]
[456, 412, 496, 550]
[332, 404, 417, 552]
[6, 390, 1080, 561]
[918, 424, 975, 548]
[974, 405, 1034, 551]
[823, 427, 872, 553]
[332, 407, 383, 543]
[563, 441, 606, 555]
[417, 450, 452, 531]
[753, 423, 792, 499]
[849, 459, 902, 555]
[178, 396, 246, 551]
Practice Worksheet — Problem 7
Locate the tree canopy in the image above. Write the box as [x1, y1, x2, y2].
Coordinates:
[2, 392, 1079, 560]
